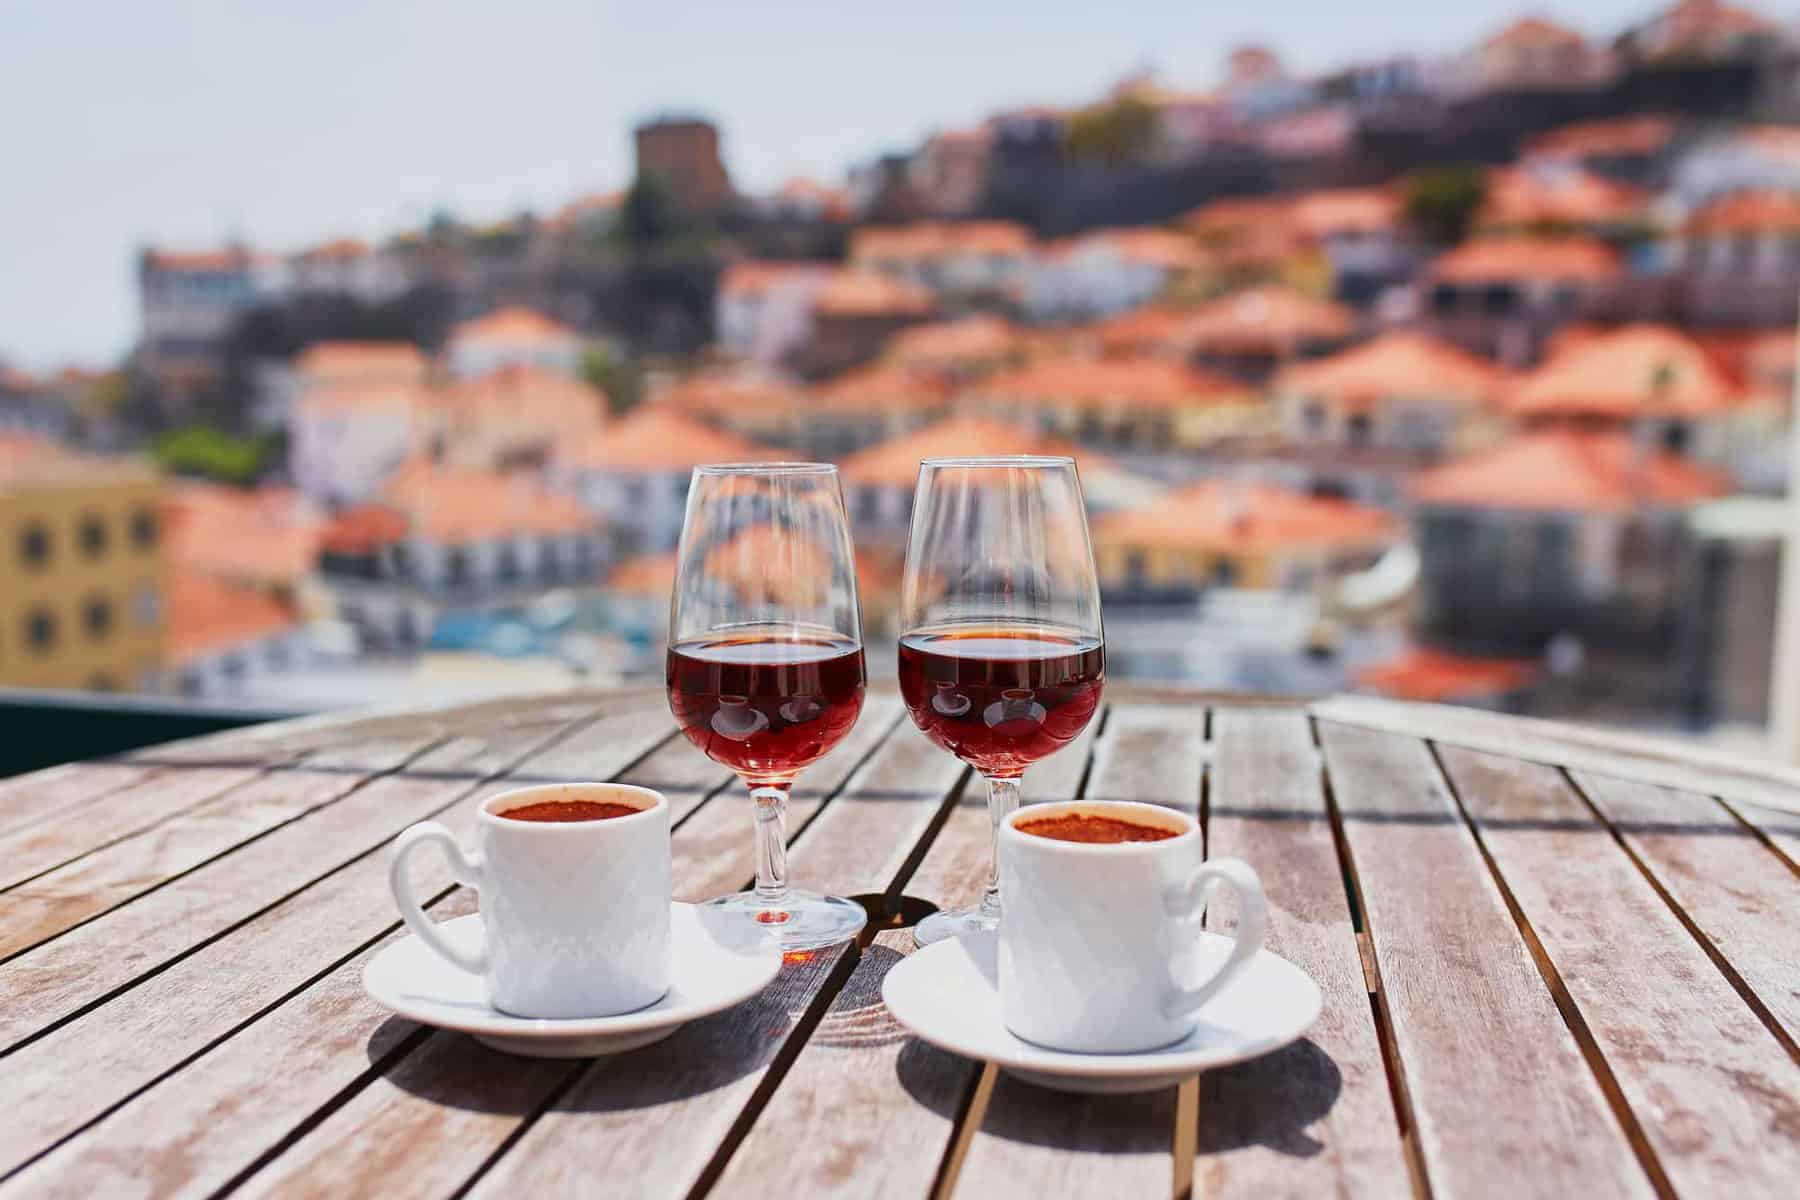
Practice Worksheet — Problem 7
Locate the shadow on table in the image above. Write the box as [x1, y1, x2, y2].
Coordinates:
[1196, 1037, 1341, 1157]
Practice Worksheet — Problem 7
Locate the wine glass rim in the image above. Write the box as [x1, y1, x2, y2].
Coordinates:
[920, 454, 1076, 468]
[692, 461, 838, 476]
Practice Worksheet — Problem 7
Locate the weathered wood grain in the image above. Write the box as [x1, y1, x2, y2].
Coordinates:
[711, 928, 977, 1199]
[1572, 770, 1800, 1048]
[49, 703, 904, 1199]
[0, 710, 659, 1051]
[0, 766, 265, 893]
[0, 763, 160, 839]
[1314, 694, 1800, 819]
[0, 711, 671, 1177]
[947, 702, 1203, 1200]
[1441, 746, 1800, 1196]
[1195, 708, 1410, 1199]
[1723, 794, 1800, 869]
[1316, 720, 1655, 1200]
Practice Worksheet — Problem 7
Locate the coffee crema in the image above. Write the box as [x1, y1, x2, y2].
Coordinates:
[500, 800, 642, 823]
[1017, 813, 1178, 844]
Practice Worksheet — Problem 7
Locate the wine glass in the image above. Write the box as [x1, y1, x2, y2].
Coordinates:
[898, 456, 1105, 946]
[666, 463, 870, 950]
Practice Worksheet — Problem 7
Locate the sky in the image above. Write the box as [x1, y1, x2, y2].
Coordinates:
[0, 0, 1750, 369]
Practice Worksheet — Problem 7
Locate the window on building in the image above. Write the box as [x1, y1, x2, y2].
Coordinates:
[1302, 403, 1327, 435]
[1213, 559, 1238, 586]
[133, 584, 160, 628]
[130, 508, 158, 551]
[79, 514, 108, 559]
[497, 543, 521, 583]
[1346, 413, 1373, 446]
[446, 548, 470, 587]
[25, 608, 57, 654]
[624, 478, 647, 507]
[84, 595, 113, 639]
[856, 486, 880, 523]
[1662, 422, 1690, 454]
[19, 522, 50, 568]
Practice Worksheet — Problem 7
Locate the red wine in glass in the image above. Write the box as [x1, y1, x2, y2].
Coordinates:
[897, 626, 1104, 778]
[667, 633, 867, 783]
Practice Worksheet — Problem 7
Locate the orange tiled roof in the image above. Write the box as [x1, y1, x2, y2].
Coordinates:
[1525, 115, 1677, 162]
[1482, 16, 1587, 51]
[319, 504, 409, 555]
[968, 356, 1255, 412]
[381, 463, 597, 544]
[164, 483, 321, 587]
[718, 260, 831, 297]
[447, 306, 579, 347]
[298, 238, 370, 262]
[1275, 331, 1509, 409]
[165, 574, 298, 664]
[547, 190, 625, 232]
[1683, 190, 1800, 234]
[1431, 236, 1622, 284]
[1411, 429, 1726, 512]
[812, 269, 935, 318]
[0, 365, 36, 393]
[1050, 228, 1210, 271]
[1738, 124, 1800, 159]
[1288, 188, 1402, 237]
[558, 404, 787, 473]
[1506, 325, 1748, 419]
[657, 368, 805, 420]
[812, 363, 951, 414]
[1087, 306, 1196, 355]
[297, 381, 425, 415]
[0, 435, 155, 490]
[606, 551, 679, 597]
[1357, 647, 1538, 703]
[774, 177, 851, 219]
[1183, 195, 1291, 237]
[143, 247, 261, 272]
[1177, 285, 1356, 353]
[1090, 481, 1395, 555]
[1646, 0, 1777, 48]
[835, 415, 1099, 489]
[294, 341, 429, 379]
[1477, 167, 1649, 229]
[850, 221, 1034, 262]
[431, 364, 608, 431]
[885, 315, 1021, 366]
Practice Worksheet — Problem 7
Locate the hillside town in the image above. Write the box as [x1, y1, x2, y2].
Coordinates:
[3, 0, 1798, 734]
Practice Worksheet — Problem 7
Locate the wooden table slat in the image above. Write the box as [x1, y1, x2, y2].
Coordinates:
[1196, 708, 1411, 1199]
[0, 708, 665, 1192]
[1438, 746, 1800, 1196]
[1316, 720, 1657, 1200]
[1569, 770, 1800, 1050]
[0, 763, 162, 840]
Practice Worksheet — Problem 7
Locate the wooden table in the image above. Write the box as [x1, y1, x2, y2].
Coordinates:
[2, 685, 1797, 1198]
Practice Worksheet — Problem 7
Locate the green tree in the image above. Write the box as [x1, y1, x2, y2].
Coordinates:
[1405, 166, 1488, 247]
[152, 426, 274, 485]
[1062, 97, 1159, 166]
[580, 344, 642, 415]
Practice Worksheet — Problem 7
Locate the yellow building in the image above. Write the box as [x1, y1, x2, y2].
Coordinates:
[0, 436, 165, 691]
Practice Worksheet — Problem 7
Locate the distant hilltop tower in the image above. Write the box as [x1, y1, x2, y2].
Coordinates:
[633, 115, 735, 215]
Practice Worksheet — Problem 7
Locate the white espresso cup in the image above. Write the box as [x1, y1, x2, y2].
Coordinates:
[387, 782, 672, 1019]
[998, 800, 1269, 1053]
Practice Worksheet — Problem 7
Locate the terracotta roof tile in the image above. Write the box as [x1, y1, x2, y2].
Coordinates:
[1411, 429, 1727, 511]
[1477, 167, 1649, 230]
[968, 356, 1255, 411]
[1482, 16, 1587, 51]
[812, 363, 951, 414]
[657, 369, 806, 420]
[298, 238, 371, 262]
[1275, 331, 1509, 409]
[381, 463, 599, 543]
[294, 341, 429, 379]
[1086, 306, 1196, 355]
[431, 365, 609, 433]
[319, 504, 409, 555]
[606, 551, 679, 597]
[1525, 115, 1677, 162]
[165, 575, 298, 664]
[1506, 325, 1748, 419]
[717, 260, 831, 297]
[1357, 647, 1538, 703]
[1431, 236, 1622, 284]
[835, 415, 1101, 489]
[884, 315, 1022, 367]
[1176, 285, 1356, 353]
[850, 221, 1035, 262]
[1049, 228, 1210, 271]
[1090, 481, 1395, 555]
[812, 269, 935, 317]
[557, 404, 787, 472]
[1683, 189, 1800, 234]
[447, 306, 579, 347]
[164, 483, 322, 586]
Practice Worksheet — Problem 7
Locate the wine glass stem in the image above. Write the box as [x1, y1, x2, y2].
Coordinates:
[750, 783, 791, 907]
[980, 774, 1021, 920]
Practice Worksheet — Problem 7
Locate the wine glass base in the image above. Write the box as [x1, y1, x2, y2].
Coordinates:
[700, 888, 868, 952]
[913, 905, 1000, 947]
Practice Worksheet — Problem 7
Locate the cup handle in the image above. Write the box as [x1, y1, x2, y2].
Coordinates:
[1162, 857, 1268, 1020]
[388, 821, 489, 975]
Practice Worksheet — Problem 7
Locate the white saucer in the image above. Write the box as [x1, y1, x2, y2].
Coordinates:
[363, 902, 782, 1058]
[881, 930, 1322, 1094]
